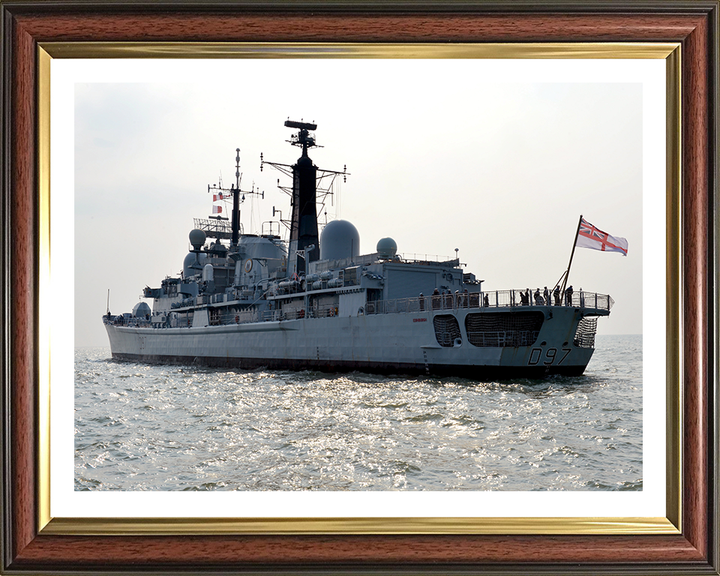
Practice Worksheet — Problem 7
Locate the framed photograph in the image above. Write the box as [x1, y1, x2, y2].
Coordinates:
[2, 2, 717, 574]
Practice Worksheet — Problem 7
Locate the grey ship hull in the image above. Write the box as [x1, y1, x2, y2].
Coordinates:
[106, 305, 597, 379]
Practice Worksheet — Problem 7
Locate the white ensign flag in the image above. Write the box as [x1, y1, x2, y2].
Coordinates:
[576, 218, 628, 256]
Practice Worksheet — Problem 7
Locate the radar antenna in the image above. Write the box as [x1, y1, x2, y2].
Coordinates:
[284, 120, 318, 154]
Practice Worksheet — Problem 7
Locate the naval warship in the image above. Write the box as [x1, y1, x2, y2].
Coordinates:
[104, 120, 613, 378]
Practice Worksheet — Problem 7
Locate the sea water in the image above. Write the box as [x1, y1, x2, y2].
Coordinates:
[74, 334, 642, 491]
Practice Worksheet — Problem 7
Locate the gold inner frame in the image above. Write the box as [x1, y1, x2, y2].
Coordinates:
[37, 42, 682, 536]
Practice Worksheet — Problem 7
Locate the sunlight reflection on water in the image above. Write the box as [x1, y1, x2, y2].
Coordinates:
[75, 335, 642, 491]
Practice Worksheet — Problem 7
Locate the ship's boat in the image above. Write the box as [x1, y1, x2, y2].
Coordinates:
[104, 120, 613, 379]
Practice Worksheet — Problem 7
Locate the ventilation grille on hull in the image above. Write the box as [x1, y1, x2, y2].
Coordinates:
[574, 316, 598, 348]
[465, 311, 544, 348]
[433, 315, 462, 347]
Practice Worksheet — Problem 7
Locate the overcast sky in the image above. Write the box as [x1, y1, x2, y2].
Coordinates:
[70, 59, 652, 348]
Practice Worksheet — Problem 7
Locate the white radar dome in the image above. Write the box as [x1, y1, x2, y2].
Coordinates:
[189, 229, 206, 250]
[376, 237, 397, 259]
[320, 220, 360, 261]
[202, 263, 214, 282]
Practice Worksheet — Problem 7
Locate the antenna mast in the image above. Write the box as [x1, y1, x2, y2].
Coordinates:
[207, 148, 264, 246]
[232, 148, 241, 246]
[261, 120, 349, 276]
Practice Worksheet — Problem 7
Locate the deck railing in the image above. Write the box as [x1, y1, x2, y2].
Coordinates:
[365, 290, 613, 316]
[106, 289, 613, 329]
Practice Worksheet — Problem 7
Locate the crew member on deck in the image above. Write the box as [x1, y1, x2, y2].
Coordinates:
[565, 285, 574, 306]
[432, 288, 440, 310]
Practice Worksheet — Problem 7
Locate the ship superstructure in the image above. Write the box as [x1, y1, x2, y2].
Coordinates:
[104, 120, 613, 378]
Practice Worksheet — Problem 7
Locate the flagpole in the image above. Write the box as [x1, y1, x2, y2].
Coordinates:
[561, 214, 583, 296]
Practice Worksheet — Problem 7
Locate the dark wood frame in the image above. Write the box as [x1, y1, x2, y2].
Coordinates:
[1, 1, 717, 573]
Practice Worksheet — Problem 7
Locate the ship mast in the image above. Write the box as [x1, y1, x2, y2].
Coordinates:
[261, 120, 348, 277]
[232, 148, 241, 246]
[287, 120, 320, 274]
[207, 149, 264, 247]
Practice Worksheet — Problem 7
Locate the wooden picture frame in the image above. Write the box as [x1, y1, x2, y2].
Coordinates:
[1, 1, 717, 573]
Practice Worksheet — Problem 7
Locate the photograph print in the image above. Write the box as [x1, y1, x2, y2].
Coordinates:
[73, 58, 645, 493]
